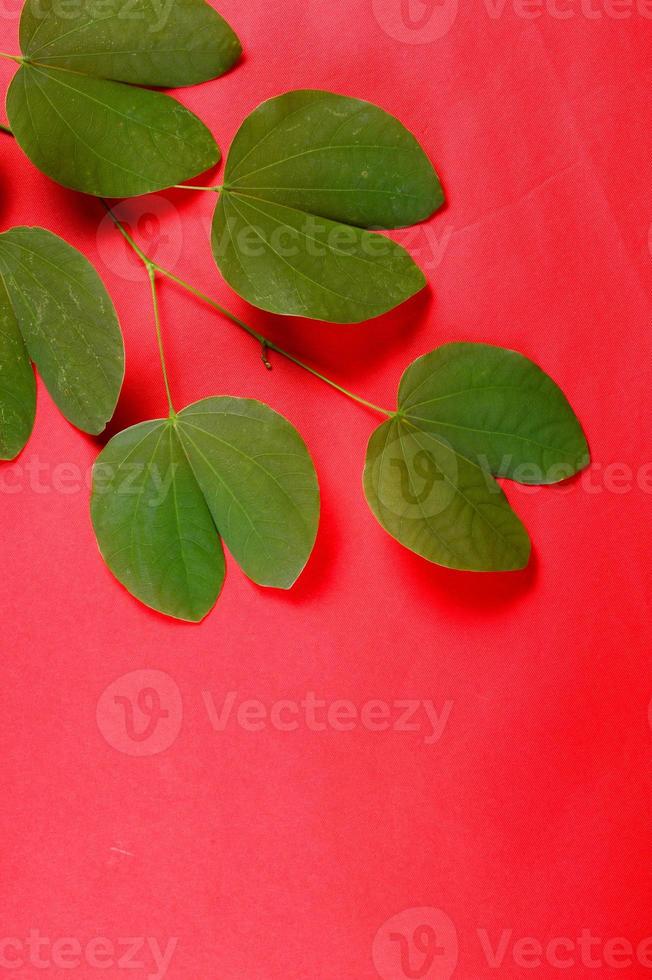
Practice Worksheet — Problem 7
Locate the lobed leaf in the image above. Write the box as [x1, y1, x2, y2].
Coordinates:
[364, 343, 590, 571]
[7, 0, 238, 196]
[0, 227, 124, 454]
[91, 398, 320, 621]
[212, 90, 444, 323]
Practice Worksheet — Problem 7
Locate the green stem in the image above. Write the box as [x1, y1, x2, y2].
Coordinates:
[102, 202, 393, 419]
[101, 201, 176, 415]
[101, 200, 150, 264]
[148, 266, 176, 417]
[173, 184, 222, 193]
[0, 52, 22, 65]
[155, 266, 391, 417]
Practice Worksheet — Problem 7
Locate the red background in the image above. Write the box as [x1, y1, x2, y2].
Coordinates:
[1, 1, 651, 977]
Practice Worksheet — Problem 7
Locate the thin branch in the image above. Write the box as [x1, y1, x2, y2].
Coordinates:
[102, 201, 393, 419]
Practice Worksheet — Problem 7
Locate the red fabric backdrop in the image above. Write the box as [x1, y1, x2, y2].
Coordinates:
[1, 1, 651, 977]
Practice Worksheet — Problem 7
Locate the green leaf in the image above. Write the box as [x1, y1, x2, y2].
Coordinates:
[91, 418, 225, 623]
[8, 0, 235, 195]
[176, 397, 320, 588]
[0, 227, 124, 437]
[91, 398, 320, 621]
[212, 90, 444, 323]
[398, 344, 590, 483]
[7, 64, 219, 197]
[0, 277, 36, 460]
[19, 0, 241, 87]
[363, 343, 590, 572]
[364, 416, 531, 572]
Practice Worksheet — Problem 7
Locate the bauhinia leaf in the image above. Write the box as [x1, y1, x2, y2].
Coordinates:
[175, 398, 320, 588]
[91, 418, 226, 623]
[398, 344, 590, 483]
[19, 0, 241, 87]
[364, 416, 531, 572]
[0, 277, 36, 460]
[91, 398, 320, 621]
[7, 0, 238, 196]
[363, 343, 590, 572]
[0, 227, 124, 453]
[212, 90, 444, 323]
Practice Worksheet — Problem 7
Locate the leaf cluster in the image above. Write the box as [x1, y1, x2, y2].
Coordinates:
[0, 0, 590, 620]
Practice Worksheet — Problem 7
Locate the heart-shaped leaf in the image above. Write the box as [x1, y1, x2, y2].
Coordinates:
[363, 343, 590, 571]
[0, 227, 124, 458]
[212, 90, 444, 323]
[91, 397, 320, 621]
[7, 0, 239, 196]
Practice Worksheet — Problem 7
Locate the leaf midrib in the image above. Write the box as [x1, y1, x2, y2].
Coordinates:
[229, 143, 420, 187]
[405, 413, 582, 458]
[180, 417, 312, 535]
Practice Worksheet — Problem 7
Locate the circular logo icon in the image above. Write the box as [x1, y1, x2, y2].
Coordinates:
[372, 0, 459, 44]
[372, 427, 459, 522]
[96, 196, 183, 282]
[96, 670, 183, 757]
[373, 908, 458, 980]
